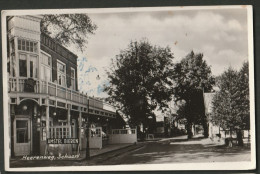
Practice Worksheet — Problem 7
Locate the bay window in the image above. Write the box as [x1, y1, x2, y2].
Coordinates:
[17, 37, 39, 79]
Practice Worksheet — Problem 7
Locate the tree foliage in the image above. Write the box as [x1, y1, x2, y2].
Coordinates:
[172, 51, 215, 101]
[41, 14, 97, 52]
[104, 39, 175, 127]
[172, 51, 215, 138]
[212, 62, 249, 131]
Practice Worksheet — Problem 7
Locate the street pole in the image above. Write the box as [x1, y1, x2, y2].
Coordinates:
[86, 98, 90, 159]
[86, 74, 100, 159]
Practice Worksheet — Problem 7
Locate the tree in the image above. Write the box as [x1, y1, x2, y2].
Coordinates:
[211, 68, 238, 131]
[172, 51, 215, 138]
[41, 14, 97, 52]
[212, 62, 249, 146]
[235, 62, 250, 131]
[104, 39, 174, 129]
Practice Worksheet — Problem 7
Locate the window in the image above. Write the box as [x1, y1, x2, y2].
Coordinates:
[19, 54, 27, 77]
[19, 53, 38, 78]
[48, 121, 70, 138]
[40, 52, 52, 82]
[18, 39, 38, 53]
[120, 130, 127, 134]
[16, 120, 29, 143]
[29, 55, 37, 78]
[42, 128, 46, 141]
[71, 68, 75, 90]
[57, 61, 66, 86]
[90, 128, 101, 137]
[57, 61, 65, 72]
[49, 127, 70, 139]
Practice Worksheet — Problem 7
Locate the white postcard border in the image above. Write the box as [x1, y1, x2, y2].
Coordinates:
[2, 5, 255, 171]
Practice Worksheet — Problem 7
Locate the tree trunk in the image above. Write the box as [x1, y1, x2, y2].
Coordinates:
[230, 127, 232, 138]
[187, 121, 193, 139]
[237, 130, 244, 146]
[203, 122, 209, 138]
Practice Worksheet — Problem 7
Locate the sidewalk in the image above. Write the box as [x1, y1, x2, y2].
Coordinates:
[10, 143, 137, 168]
[71, 143, 135, 160]
[90, 143, 133, 157]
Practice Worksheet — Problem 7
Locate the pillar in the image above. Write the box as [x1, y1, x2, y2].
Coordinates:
[67, 107, 71, 137]
[46, 105, 49, 139]
[8, 103, 11, 158]
[44, 105, 49, 155]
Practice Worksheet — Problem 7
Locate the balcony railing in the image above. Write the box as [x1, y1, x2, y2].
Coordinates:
[8, 77, 103, 108]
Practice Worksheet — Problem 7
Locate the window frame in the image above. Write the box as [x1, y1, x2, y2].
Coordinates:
[71, 67, 76, 90]
[57, 60, 66, 87]
[19, 53, 27, 77]
[40, 51, 52, 82]
[17, 38, 38, 53]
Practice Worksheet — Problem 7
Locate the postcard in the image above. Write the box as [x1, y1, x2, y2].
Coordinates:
[2, 5, 255, 171]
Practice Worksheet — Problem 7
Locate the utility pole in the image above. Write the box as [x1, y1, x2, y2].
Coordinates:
[85, 99, 90, 159]
[86, 74, 100, 159]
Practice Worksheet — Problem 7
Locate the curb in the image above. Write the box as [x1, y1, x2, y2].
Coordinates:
[89, 144, 135, 159]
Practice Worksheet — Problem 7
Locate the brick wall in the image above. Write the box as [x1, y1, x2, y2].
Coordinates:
[40, 33, 78, 90]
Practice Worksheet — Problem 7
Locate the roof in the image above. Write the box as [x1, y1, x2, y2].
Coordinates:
[41, 32, 78, 59]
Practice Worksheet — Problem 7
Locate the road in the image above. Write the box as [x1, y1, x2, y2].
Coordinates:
[10, 136, 251, 167]
[92, 136, 251, 165]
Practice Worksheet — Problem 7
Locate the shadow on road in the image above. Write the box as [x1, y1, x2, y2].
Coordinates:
[100, 137, 251, 165]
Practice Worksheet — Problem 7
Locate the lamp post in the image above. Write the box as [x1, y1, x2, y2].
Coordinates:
[85, 74, 100, 160]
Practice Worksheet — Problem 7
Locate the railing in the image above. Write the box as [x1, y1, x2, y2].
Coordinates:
[8, 77, 101, 107]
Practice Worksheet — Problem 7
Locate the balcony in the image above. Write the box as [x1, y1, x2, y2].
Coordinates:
[8, 77, 102, 108]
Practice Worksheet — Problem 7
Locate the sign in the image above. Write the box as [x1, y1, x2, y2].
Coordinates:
[47, 138, 79, 144]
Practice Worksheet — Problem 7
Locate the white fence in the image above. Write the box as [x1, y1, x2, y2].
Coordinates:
[109, 129, 137, 144]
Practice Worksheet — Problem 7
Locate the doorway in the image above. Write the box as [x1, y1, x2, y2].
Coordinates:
[13, 116, 31, 156]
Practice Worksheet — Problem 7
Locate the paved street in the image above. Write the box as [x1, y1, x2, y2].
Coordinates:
[90, 136, 251, 165]
[10, 136, 251, 167]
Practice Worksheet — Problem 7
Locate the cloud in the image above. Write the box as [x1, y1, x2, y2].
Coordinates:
[227, 19, 243, 31]
[74, 8, 248, 97]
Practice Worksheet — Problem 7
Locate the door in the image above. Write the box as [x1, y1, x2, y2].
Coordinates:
[89, 127, 102, 149]
[71, 119, 78, 151]
[14, 117, 31, 156]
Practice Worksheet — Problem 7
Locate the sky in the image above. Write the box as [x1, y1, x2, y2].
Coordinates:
[75, 7, 249, 100]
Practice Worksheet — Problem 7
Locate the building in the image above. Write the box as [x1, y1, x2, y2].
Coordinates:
[7, 15, 121, 157]
[203, 92, 219, 139]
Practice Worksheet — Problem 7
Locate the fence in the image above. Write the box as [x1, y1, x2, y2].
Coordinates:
[109, 129, 137, 144]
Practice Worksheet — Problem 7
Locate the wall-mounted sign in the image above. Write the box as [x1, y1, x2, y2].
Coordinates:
[47, 138, 79, 144]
